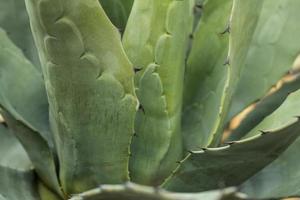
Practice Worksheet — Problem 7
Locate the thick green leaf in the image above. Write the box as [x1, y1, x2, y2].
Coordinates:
[183, 0, 233, 150]
[70, 182, 246, 200]
[163, 119, 300, 192]
[99, 0, 134, 32]
[0, 0, 40, 67]
[25, 0, 138, 194]
[227, 0, 300, 122]
[227, 73, 300, 141]
[123, 0, 194, 185]
[240, 90, 300, 199]
[200, 0, 263, 146]
[0, 29, 62, 196]
[0, 123, 40, 200]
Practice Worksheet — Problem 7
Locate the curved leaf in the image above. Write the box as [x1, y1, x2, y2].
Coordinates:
[163, 119, 300, 192]
[0, 29, 62, 196]
[70, 182, 246, 200]
[99, 0, 134, 32]
[123, 0, 194, 185]
[227, 0, 300, 122]
[0, 123, 40, 200]
[25, 0, 138, 194]
[227, 73, 300, 141]
[240, 90, 300, 199]
[0, 0, 40, 67]
[183, 0, 233, 149]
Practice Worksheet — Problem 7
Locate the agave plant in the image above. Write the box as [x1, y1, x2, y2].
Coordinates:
[1, 0, 300, 199]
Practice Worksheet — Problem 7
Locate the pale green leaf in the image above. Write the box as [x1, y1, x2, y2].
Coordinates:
[25, 0, 138, 194]
[123, 0, 194, 185]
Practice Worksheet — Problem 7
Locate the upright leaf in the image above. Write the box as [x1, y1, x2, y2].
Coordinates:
[227, 0, 300, 122]
[123, 0, 194, 185]
[24, 0, 138, 194]
[183, 0, 233, 149]
[241, 89, 300, 199]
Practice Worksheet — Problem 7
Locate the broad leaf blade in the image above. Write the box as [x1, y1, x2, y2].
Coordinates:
[0, 123, 40, 200]
[123, 0, 194, 185]
[0, 29, 61, 196]
[25, 0, 138, 194]
[183, 0, 233, 149]
[163, 119, 300, 192]
[241, 90, 300, 199]
[0, 0, 40, 67]
[99, 0, 134, 32]
[70, 182, 245, 200]
[227, 0, 300, 122]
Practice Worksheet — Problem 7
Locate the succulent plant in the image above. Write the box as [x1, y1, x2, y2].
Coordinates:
[1, 0, 300, 199]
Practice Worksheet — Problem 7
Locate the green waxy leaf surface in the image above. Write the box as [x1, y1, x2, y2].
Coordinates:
[163, 118, 300, 192]
[0, 29, 62, 197]
[25, 0, 138, 194]
[70, 182, 246, 200]
[99, 0, 134, 32]
[0, 123, 40, 200]
[183, 0, 233, 150]
[123, 0, 193, 185]
[240, 90, 300, 199]
[0, 0, 40, 67]
[227, 0, 300, 122]
[227, 73, 300, 141]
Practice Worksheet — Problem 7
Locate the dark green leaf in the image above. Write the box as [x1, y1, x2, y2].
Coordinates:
[99, 0, 134, 32]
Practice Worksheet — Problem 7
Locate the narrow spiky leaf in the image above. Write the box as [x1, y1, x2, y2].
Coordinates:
[0, 123, 40, 200]
[163, 119, 300, 192]
[227, 73, 300, 141]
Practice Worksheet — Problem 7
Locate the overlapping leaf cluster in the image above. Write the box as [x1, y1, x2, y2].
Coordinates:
[1, 0, 300, 200]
